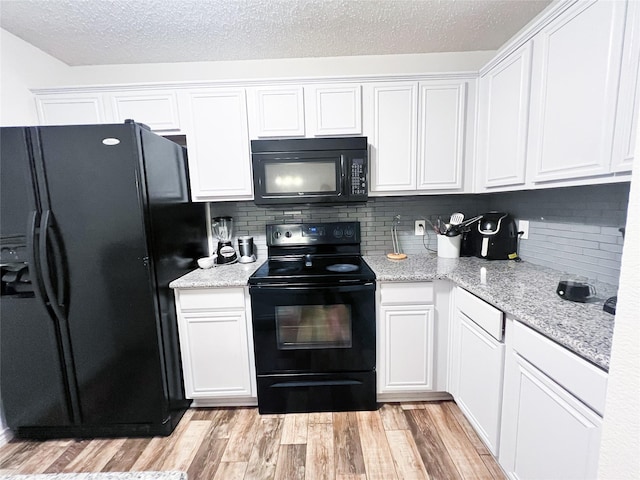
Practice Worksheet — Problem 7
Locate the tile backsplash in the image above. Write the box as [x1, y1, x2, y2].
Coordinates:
[208, 183, 630, 286]
[487, 184, 630, 286]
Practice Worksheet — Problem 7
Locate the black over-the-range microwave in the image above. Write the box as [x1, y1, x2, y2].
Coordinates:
[250, 136, 368, 206]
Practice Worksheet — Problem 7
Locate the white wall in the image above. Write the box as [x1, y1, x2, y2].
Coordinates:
[60, 51, 493, 86]
[0, 29, 74, 126]
[598, 123, 640, 477]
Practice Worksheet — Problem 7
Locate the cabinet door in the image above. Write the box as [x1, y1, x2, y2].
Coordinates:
[306, 84, 362, 136]
[417, 81, 467, 190]
[378, 305, 434, 393]
[500, 352, 602, 479]
[36, 94, 106, 125]
[612, 0, 640, 173]
[478, 42, 532, 189]
[252, 86, 305, 137]
[364, 82, 418, 192]
[528, 0, 627, 182]
[110, 91, 180, 131]
[454, 312, 505, 455]
[179, 310, 254, 398]
[180, 89, 253, 201]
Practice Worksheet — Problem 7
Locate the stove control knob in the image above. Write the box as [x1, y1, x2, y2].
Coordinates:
[333, 227, 343, 238]
[285, 231, 292, 238]
[273, 231, 281, 239]
[344, 226, 355, 237]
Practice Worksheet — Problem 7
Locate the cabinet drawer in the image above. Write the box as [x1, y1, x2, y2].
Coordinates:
[512, 320, 608, 415]
[380, 282, 433, 305]
[456, 287, 504, 341]
[177, 287, 246, 311]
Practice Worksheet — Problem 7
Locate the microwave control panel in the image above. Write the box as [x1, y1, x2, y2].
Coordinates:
[349, 158, 367, 197]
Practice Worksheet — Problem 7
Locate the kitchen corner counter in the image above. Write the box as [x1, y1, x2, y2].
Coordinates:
[169, 261, 262, 288]
[364, 254, 617, 371]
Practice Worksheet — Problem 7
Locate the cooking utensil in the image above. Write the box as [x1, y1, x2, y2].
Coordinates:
[457, 214, 484, 229]
[450, 212, 464, 225]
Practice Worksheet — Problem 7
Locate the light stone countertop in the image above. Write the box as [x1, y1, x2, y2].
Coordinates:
[169, 261, 262, 288]
[170, 254, 616, 371]
[364, 254, 617, 372]
[0, 473, 186, 480]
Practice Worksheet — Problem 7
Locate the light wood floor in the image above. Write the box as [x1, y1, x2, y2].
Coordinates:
[0, 401, 505, 479]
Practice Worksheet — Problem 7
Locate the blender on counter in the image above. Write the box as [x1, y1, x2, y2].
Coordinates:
[212, 216, 237, 265]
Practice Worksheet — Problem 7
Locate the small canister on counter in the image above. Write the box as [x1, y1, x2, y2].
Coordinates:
[437, 234, 461, 258]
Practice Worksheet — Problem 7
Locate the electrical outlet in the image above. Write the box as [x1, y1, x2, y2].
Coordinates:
[415, 220, 426, 236]
[519, 220, 530, 240]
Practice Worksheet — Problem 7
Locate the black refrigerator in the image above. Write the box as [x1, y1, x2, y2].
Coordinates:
[0, 121, 207, 438]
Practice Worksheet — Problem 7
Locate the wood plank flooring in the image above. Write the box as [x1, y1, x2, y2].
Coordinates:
[0, 401, 505, 479]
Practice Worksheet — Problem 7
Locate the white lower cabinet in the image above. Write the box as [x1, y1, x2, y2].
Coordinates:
[451, 287, 505, 456]
[499, 319, 606, 480]
[174, 287, 256, 406]
[377, 282, 436, 397]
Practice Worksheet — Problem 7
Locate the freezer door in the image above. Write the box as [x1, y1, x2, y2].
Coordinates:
[0, 127, 74, 428]
[37, 124, 167, 426]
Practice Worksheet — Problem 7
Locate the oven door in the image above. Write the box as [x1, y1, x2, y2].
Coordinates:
[250, 282, 375, 374]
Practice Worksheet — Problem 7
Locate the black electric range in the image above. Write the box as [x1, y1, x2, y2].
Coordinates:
[248, 221, 377, 414]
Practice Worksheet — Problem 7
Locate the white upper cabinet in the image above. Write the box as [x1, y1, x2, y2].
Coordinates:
[417, 81, 468, 190]
[364, 82, 419, 192]
[365, 79, 473, 194]
[110, 90, 181, 131]
[179, 88, 253, 202]
[305, 84, 362, 136]
[36, 91, 181, 132]
[477, 42, 532, 190]
[612, 0, 640, 173]
[36, 94, 107, 125]
[249, 86, 305, 137]
[528, 0, 627, 183]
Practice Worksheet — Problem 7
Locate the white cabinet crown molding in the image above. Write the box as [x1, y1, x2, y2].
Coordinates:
[29, 72, 479, 96]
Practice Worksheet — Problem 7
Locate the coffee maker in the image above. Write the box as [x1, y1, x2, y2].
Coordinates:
[212, 216, 237, 265]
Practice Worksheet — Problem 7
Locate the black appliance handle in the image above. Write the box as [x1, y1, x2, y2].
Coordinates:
[39, 209, 82, 423]
[270, 379, 363, 388]
[250, 282, 375, 293]
[26, 210, 49, 304]
[339, 154, 346, 197]
[39, 209, 67, 321]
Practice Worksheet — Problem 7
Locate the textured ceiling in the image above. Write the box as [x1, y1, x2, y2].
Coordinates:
[0, 0, 552, 66]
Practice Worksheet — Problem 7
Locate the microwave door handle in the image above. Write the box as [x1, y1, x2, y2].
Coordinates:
[339, 155, 346, 196]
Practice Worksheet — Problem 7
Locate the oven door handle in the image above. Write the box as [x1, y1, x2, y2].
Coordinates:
[270, 379, 364, 388]
[249, 282, 375, 293]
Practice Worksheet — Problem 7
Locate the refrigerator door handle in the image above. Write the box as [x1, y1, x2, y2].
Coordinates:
[39, 209, 82, 424]
[39, 209, 67, 320]
[26, 209, 51, 305]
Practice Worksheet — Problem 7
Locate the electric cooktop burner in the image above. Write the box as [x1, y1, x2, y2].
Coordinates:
[326, 263, 359, 273]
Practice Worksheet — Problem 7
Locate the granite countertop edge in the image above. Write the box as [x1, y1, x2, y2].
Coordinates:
[170, 255, 615, 372]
